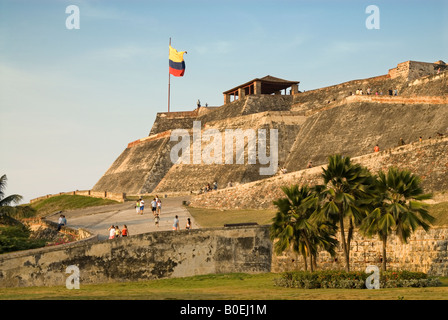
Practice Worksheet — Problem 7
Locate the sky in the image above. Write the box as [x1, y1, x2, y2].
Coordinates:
[0, 0, 447, 204]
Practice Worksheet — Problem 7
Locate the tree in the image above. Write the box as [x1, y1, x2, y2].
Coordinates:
[361, 167, 434, 271]
[0, 174, 23, 207]
[270, 184, 337, 272]
[311, 155, 375, 272]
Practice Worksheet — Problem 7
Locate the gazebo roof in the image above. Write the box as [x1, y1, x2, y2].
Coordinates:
[223, 75, 300, 95]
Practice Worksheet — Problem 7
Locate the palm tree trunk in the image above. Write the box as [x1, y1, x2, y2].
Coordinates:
[303, 252, 308, 271]
[304, 237, 314, 272]
[339, 209, 350, 272]
[382, 235, 387, 272]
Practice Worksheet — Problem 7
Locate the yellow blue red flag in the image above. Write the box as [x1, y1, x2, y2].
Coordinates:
[169, 45, 186, 77]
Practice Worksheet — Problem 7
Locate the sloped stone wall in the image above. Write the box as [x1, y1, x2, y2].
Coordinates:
[189, 137, 448, 210]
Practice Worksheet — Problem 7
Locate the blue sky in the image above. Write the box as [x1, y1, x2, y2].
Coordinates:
[0, 0, 447, 203]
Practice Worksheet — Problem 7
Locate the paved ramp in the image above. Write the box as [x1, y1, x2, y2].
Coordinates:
[47, 196, 197, 240]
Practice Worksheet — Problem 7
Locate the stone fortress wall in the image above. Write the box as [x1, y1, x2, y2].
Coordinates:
[0, 225, 271, 288]
[3, 60, 448, 287]
[93, 60, 447, 197]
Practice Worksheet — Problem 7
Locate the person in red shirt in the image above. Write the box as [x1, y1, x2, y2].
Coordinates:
[374, 144, 380, 152]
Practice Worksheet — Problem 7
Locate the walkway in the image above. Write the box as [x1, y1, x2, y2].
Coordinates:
[47, 196, 196, 240]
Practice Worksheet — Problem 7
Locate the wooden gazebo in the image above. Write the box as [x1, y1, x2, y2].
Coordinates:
[223, 75, 299, 104]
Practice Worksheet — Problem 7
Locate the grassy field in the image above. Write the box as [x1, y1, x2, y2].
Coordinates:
[29, 194, 120, 217]
[0, 273, 447, 300]
[186, 207, 277, 228]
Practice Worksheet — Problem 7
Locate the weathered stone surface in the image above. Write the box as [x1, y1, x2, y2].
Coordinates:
[189, 137, 448, 210]
[0, 225, 272, 288]
[272, 227, 448, 277]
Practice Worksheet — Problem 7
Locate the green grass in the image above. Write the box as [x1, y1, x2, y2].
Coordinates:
[186, 207, 276, 228]
[30, 195, 120, 217]
[0, 273, 447, 300]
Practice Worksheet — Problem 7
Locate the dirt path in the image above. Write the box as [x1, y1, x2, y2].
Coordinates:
[47, 196, 198, 240]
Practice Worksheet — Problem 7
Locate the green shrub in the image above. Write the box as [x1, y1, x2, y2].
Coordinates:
[0, 225, 46, 254]
[274, 270, 441, 289]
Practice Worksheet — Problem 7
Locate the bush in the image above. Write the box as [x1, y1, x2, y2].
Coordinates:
[0, 225, 47, 254]
[274, 270, 441, 289]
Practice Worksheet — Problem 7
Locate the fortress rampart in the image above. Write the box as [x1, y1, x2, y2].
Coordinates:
[189, 137, 448, 210]
[92, 60, 447, 199]
[0, 225, 271, 288]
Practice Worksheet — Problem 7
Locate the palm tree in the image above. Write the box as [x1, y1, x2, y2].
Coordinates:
[0, 174, 23, 207]
[270, 184, 337, 272]
[361, 167, 434, 271]
[312, 155, 375, 272]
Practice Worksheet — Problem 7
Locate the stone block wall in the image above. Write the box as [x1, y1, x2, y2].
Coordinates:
[272, 227, 448, 276]
[0, 225, 272, 288]
[189, 137, 448, 210]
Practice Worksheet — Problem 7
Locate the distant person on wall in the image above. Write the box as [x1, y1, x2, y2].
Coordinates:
[186, 218, 191, 230]
[399, 138, 406, 146]
[197, 99, 201, 108]
[173, 215, 180, 231]
[306, 161, 313, 169]
[57, 214, 66, 231]
[115, 226, 121, 238]
[374, 144, 380, 152]
[213, 181, 218, 191]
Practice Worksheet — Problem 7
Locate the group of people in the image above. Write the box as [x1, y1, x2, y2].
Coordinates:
[172, 215, 191, 231]
[198, 181, 218, 194]
[57, 214, 67, 231]
[135, 196, 162, 215]
[108, 225, 129, 239]
[352, 88, 399, 96]
[373, 134, 443, 153]
[108, 195, 194, 238]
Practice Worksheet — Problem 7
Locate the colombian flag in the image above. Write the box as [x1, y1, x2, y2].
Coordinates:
[169, 45, 186, 77]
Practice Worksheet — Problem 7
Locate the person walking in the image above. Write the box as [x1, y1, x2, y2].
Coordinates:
[157, 198, 162, 215]
[186, 218, 191, 230]
[135, 199, 140, 214]
[151, 198, 157, 216]
[154, 213, 160, 228]
[139, 198, 145, 215]
[173, 215, 179, 231]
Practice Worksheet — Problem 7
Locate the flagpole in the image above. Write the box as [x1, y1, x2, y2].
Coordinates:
[168, 37, 171, 113]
